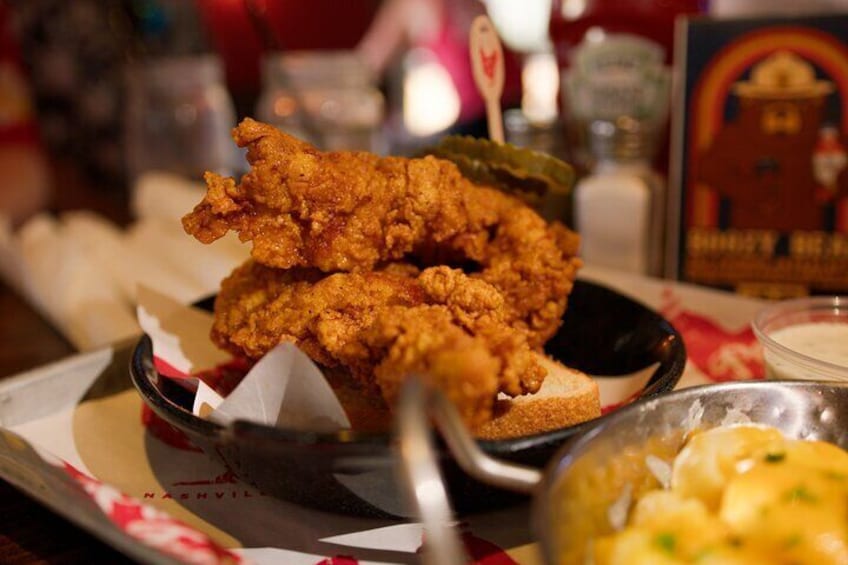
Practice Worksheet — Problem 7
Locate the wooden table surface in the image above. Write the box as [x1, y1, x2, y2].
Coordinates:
[0, 281, 136, 563]
[0, 162, 138, 562]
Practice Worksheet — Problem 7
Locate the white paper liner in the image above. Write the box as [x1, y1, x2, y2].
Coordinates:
[137, 285, 349, 431]
[208, 343, 349, 430]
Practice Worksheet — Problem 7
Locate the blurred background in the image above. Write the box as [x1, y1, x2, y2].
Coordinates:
[3, 0, 848, 354]
[0, 0, 706, 225]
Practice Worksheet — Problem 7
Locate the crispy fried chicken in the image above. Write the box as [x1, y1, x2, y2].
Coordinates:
[183, 118, 581, 345]
[212, 261, 544, 426]
[184, 119, 581, 426]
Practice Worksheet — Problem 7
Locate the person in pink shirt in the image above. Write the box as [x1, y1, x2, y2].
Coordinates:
[357, 0, 521, 138]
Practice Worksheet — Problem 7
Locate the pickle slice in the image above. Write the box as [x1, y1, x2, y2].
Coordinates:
[424, 135, 575, 204]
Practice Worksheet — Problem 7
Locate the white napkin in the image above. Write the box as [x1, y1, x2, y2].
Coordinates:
[208, 343, 350, 431]
[137, 286, 350, 432]
[135, 285, 230, 378]
[0, 213, 139, 350]
[0, 171, 250, 351]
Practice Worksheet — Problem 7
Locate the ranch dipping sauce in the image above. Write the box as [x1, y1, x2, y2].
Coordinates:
[765, 322, 848, 381]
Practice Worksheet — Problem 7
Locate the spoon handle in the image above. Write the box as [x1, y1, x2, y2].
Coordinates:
[470, 15, 505, 144]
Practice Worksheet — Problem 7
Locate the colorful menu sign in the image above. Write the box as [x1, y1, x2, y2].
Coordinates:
[669, 14, 848, 297]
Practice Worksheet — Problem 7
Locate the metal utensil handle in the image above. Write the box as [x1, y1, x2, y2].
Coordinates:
[429, 389, 543, 494]
[397, 376, 467, 564]
[396, 376, 544, 564]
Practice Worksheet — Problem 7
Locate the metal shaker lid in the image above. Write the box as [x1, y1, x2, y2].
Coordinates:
[588, 116, 657, 162]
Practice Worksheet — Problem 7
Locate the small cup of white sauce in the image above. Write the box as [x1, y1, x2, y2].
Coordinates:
[752, 296, 848, 382]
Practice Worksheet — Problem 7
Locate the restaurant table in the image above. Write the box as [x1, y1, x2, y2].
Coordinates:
[0, 159, 136, 562]
[0, 159, 769, 564]
[0, 280, 133, 563]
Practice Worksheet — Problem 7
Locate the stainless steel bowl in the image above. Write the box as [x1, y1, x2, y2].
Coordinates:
[399, 379, 848, 564]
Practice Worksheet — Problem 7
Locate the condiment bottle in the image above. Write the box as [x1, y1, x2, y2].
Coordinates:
[574, 117, 665, 275]
[561, 31, 671, 174]
[549, 0, 705, 69]
[550, 0, 705, 174]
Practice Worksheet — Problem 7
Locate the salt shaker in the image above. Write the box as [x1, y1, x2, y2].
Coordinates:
[574, 117, 666, 275]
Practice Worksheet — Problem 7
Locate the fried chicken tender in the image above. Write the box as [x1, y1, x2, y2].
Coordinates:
[183, 118, 581, 345]
[212, 260, 545, 426]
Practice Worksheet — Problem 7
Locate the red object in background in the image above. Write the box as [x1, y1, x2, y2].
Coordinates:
[195, 0, 379, 99]
[194, 0, 264, 97]
[549, 0, 707, 67]
[0, 0, 50, 224]
[260, 0, 380, 49]
[0, 1, 40, 146]
[660, 288, 764, 382]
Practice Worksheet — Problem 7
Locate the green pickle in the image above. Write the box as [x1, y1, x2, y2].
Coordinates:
[424, 136, 575, 206]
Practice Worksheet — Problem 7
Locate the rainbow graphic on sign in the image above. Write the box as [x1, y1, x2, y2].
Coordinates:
[686, 26, 848, 232]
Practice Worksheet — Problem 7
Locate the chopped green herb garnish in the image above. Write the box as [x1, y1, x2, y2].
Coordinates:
[822, 470, 847, 481]
[783, 534, 802, 548]
[655, 532, 677, 554]
[764, 452, 786, 463]
[782, 485, 818, 504]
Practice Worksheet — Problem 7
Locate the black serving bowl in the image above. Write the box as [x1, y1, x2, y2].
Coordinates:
[129, 279, 685, 518]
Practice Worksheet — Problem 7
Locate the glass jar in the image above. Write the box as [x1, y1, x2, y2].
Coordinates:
[124, 54, 239, 182]
[549, 0, 707, 69]
[549, 0, 707, 173]
[256, 50, 385, 152]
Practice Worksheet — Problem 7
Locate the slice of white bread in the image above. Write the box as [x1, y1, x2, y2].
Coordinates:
[473, 354, 601, 440]
[324, 354, 600, 440]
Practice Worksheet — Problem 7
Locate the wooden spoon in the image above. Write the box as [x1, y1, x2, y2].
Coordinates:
[469, 14, 505, 144]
